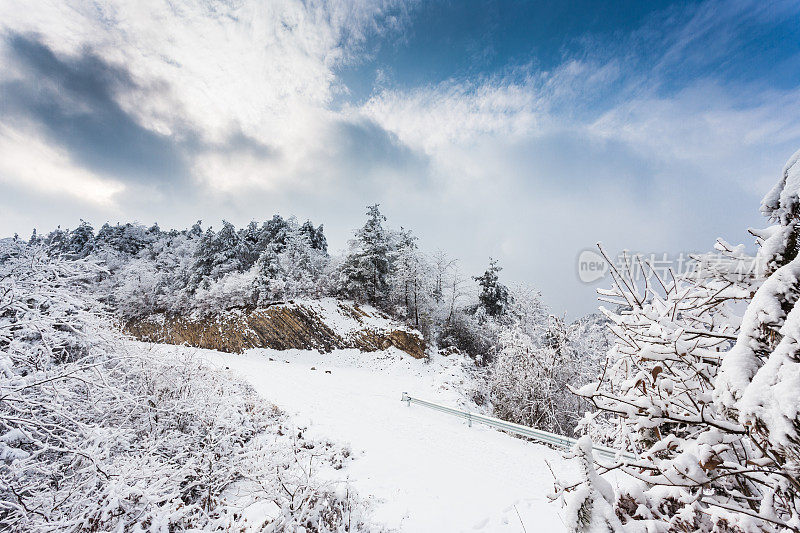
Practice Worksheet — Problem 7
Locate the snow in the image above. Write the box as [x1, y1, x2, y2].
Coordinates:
[715, 255, 800, 408]
[298, 297, 418, 337]
[142, 342, 580, 532]
[761, 147, 800, 223]
[739, 297, 800, 449]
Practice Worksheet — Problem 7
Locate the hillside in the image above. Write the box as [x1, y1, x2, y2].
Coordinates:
[124, 298, 426, 359]
[143, 341, 582, 531]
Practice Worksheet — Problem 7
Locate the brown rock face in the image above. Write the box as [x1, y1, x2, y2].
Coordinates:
[124, 300, 426, 359]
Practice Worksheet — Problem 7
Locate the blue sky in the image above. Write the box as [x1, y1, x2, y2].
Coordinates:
[339, 0, 800, 98]
[340, 0, 683, 98]
[1, 0, 799, 316]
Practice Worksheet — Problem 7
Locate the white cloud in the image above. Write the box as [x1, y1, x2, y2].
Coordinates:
[1, 0, 799, 317]
[0, 0, 413, 192]
[0, 125, 124, 205]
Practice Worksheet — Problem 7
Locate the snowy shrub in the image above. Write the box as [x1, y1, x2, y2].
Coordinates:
[490, 313, 604, 435]
[438, 309, 498, 365]
[114, 258, 165, 318]
[194, 268, 259, 315]
[562, 437, 623, 533]
[484, 284, 607, 434]
[0, 245, 377, 531]
[568, 150, 800, 532]
[492, 320, 569, 434]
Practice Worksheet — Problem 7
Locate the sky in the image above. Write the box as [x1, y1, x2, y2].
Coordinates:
[1, 0, 800, 317]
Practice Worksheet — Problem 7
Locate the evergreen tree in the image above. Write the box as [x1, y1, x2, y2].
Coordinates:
[191, 221, 249, 286]
[188, 220, 203, 238]
[237, 221, 262, 271]
[300, 220, 328, 252]
[281, 225, 328, 298]
[258, 215, 289, 253]
[44, 226, 69, 254]
[254, 243, 285, 303]
[95, 223, 151, 255]
[474, 258, 510, 316]
[66, 220, 95, 259]
[339, 204, 392, 306]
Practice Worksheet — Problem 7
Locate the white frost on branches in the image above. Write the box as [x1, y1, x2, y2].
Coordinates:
[0, 243, 378, 531]
[568, 150, 800, 532]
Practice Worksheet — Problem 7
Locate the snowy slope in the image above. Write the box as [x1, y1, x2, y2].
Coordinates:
[141, 343, 581, 532]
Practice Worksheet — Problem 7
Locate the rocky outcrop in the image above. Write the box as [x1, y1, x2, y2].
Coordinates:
[124, 299, 426, 359]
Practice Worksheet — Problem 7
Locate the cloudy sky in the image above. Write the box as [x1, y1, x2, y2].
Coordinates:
[1, 0, 799, 316]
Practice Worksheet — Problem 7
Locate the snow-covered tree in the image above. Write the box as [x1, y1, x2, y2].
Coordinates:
[570, 150, 800, 532]
[237, 220, 262, 270]
[258, 214, 290, 253]
[491, 308, 593, 434]
[474, 258, 510, 317]
[430, 249, 455, 305]
[389, 228, 431, 329]
[254, 243, 286, 303]
[194, 269, 258, 314]
[114, 258, 165, 318]
[28, 228, 42, 246]
[300, 219, 328, 253]
[282, 221, 328, 298]
[44, 225, 69, 252]
[95, 222, 154, 255]
[339, 204, 393, 306]
[65, 220, 95, 258]
[191, 221, 250, 286]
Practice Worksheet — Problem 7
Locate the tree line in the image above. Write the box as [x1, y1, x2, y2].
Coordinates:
[17, 204, 611, 436]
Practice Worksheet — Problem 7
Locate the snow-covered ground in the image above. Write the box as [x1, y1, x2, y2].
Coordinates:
[142, 343, 579, 532]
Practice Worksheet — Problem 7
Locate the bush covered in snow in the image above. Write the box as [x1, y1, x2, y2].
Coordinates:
[0, 243, 377, 531]
[488, 286, 610, 435]
[563, 150, 800, 532]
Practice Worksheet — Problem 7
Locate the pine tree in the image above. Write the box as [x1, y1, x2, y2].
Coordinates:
[281, 226, 316, 298]
[300, 220, 328, 252]
[339, 204, 393, 306]
[44, 226, 69, 254]
[258, 215, 289, 254]
[28, 229, 41, 246]
[474, 258, 510, 316]
[191, 221, 248, 286]
[254, 243, 285, 303]
[95, 223, 151, 255]
[188, 220, 203, 238]
[237, 221, 262, 271]
[66, 220, 95, 259]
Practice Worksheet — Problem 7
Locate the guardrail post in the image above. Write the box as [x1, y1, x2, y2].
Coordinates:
[467, 410, 472, 427]
[401, 392, 410, 406]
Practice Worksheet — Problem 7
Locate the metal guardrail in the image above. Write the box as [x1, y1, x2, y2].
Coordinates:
[400, 392, 634, 461]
